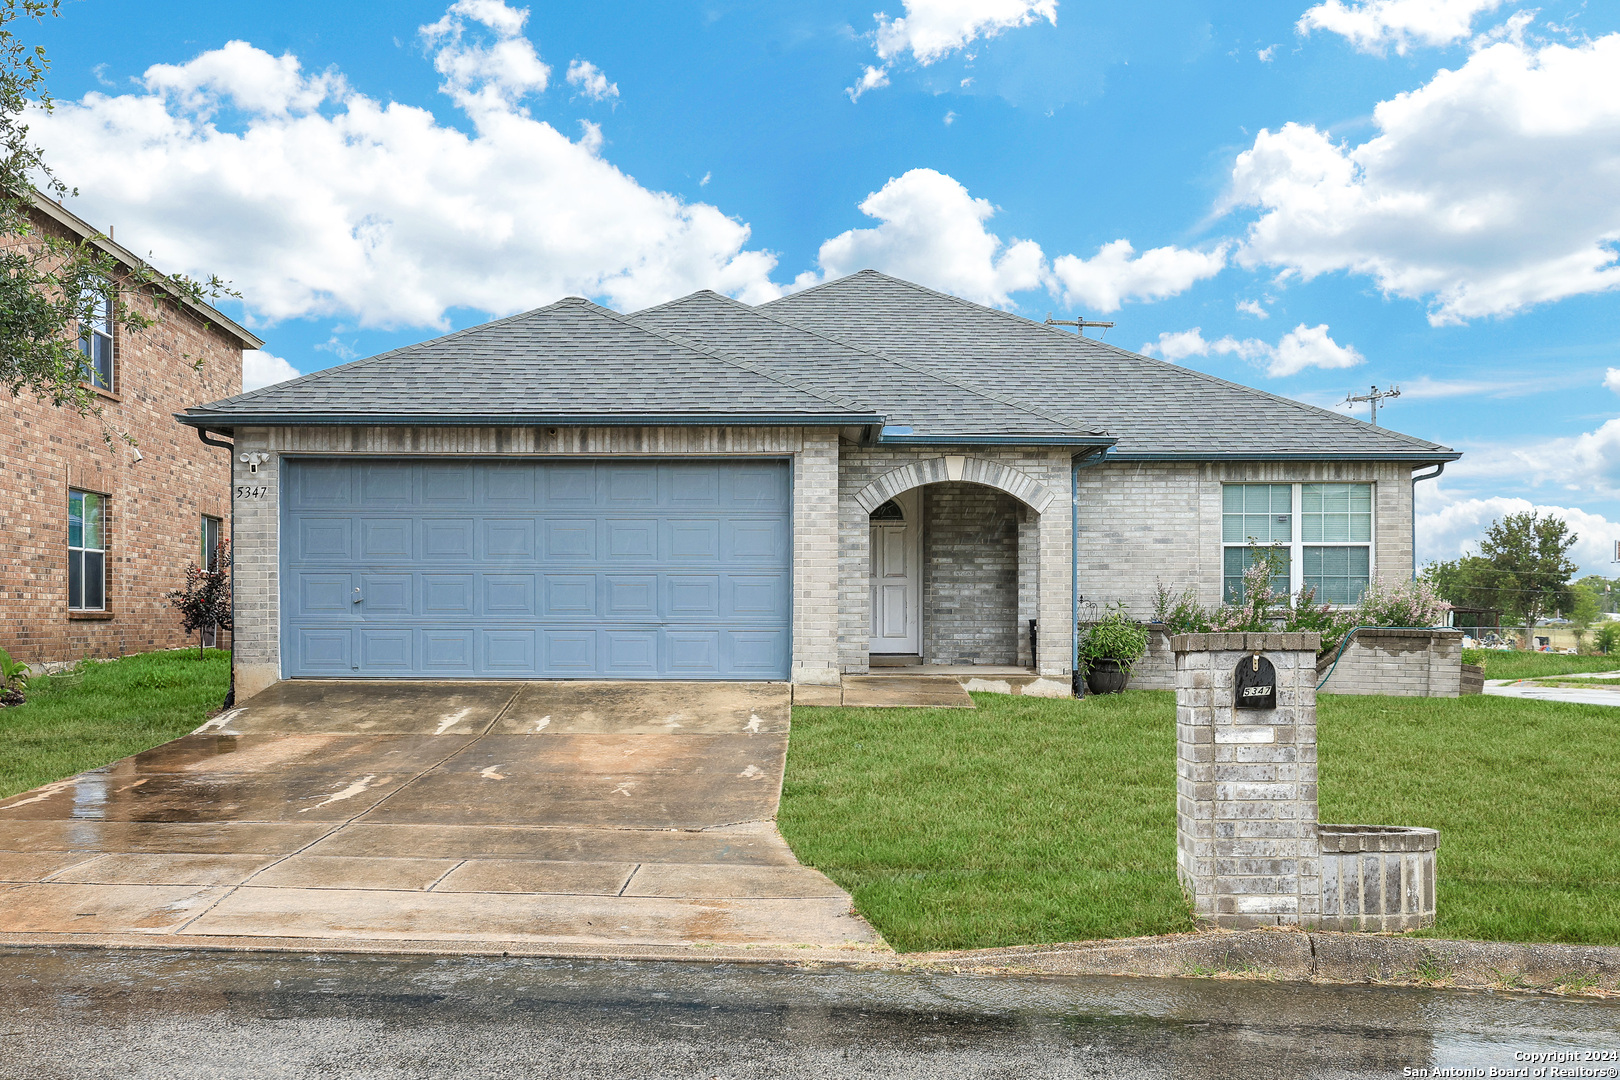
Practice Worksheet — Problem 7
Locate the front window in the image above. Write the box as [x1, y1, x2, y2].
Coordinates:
[69, 490, 107, 611]
[1223, 482, 1373, 605]
[78, 286, 114, 391]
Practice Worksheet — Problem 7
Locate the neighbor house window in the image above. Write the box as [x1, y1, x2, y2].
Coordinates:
[78, 285, 114, 391]
[201, 514, 222, 570]
[1223, 482, 1373, 605]
[68, 490, 107, 611]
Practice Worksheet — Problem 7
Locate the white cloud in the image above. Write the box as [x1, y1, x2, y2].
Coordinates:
[1236, 298, 1269, 318]
[1606, 368, 1620, 395]
[1226, 33, 1620, 324]
[1297, 0, 1505, 55]
[1049, 240, 1227, 314]
[1416, 487, 1620, 576]
[1258, 44, 1279, 63]
[33, 1, 784, 329]
[846, 64, 890, 102]
[874, 0, 1058, 65]
[242, 349, 300, 391]
[565, 59, 618, 103]
[810, 168, 1045, 306]
[1140, 323, 1362, 376]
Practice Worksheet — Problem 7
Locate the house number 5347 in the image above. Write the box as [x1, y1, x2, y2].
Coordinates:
[234, 484, 269, 500]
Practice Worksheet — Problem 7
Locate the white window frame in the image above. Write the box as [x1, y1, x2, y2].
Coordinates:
[1221, 482, 1376, 606]
[68, 488, 108, 612]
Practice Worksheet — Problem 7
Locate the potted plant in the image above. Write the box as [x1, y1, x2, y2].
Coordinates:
[1079, 605, 1148, 694]
[0, 646, 30, 707]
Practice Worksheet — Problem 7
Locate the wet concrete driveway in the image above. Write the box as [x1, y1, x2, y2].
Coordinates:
[0, 681, 881, 953]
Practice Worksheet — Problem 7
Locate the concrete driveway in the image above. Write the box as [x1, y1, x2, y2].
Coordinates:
[0, 681, 881, 954]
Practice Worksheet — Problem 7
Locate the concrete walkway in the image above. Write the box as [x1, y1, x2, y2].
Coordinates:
[0, 681, 882, 953]
[1484, 672, 1620, 706]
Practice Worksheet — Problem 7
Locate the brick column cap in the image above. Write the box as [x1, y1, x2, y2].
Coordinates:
[1170, 632, 1322, 653]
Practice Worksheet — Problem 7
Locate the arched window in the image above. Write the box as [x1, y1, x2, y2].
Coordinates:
[869, 499, 904, 521]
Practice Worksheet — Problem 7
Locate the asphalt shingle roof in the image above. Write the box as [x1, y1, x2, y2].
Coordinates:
[627, 290, 1104, 441]
[182, 298, 882, 427]
[761, 271, 1456, 460]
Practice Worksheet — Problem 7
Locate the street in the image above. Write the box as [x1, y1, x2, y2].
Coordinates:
[1, 947, 1616, 1078]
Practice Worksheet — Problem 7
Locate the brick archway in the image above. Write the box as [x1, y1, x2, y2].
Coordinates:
[852, 456, 1058, 515]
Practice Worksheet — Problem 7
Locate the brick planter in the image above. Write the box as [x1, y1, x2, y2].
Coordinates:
[1316, 627, 1464, 697]
[1318, 825, 1438, 932]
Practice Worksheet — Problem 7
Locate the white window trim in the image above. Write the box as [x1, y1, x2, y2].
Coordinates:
[78, 284, 115, 392]
[1222, 481, 1376, 606]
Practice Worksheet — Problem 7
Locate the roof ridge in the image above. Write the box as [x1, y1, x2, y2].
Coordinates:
[782, 270, 1446, 453]
[640, 288, 1105, 436]
[582, 296, 885, 417]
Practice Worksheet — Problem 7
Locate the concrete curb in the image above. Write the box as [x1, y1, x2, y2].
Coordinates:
[913, 929, 1620, 995]
[2, 927, 1616, 996]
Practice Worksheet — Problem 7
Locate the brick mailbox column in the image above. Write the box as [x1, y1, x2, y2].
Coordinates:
[1173, 632, 1322, 928]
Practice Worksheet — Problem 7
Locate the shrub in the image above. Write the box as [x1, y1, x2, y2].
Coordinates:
[166, 540, 232, 658]
[1079, 603, 1149, 672]
[0, 645, 29, 706]
[1151, 582, 1211, 635]
[1597, 623, 1620, 656]
[1355, 576, 1447, 628]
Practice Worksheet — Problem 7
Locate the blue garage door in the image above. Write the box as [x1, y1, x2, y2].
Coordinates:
[281, 458, 792, 679]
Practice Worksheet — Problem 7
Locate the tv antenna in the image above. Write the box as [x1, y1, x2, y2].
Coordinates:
[1046, 312, 1115, 339]
[1342, 384, 1401, 427]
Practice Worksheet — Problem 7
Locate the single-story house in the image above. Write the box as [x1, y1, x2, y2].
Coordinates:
[178, 271, 1458, 698]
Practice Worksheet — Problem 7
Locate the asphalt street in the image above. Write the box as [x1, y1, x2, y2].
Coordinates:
[2, 947, 1618, 1078]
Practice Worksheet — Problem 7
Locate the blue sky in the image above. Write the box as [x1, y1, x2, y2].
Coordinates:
[28, 0, 1620, 572]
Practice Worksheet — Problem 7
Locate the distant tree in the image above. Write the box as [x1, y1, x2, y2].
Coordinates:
[1421, 556, 1502, 615]
[1570, 583, 1602, 651]
[0, 0, 233, 438]
[1476, 512, 1578, 626]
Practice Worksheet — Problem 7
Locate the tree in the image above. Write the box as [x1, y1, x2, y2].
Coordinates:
[1476, 512, 1578, 626]
[167, 541, 232, 658]
[1570, 582, 1602, 651]
[1, 0, 233, 437]
[1421, 555, 1503, 616]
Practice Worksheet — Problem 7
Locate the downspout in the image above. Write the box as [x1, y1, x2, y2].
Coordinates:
[1072, 448, 1108, 697]
[1411, 462, 1445, 582]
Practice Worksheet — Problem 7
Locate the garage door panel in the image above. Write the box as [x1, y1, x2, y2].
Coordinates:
[484, 519, 536, 559]
[361, 463, 413, 504]
[360, 518, 412, 560]
[421, 630, 476, 672]
[283, 459, 790, 679]
[540, 575, 593, 616]
[360, 574, 414, 615]
[420, 574, 474, 615]
[296, 573, 354, 617]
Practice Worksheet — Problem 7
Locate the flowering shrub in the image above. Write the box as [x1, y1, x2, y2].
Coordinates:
[1354, 576, 1447, 628]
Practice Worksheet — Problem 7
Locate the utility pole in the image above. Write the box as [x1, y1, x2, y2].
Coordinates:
[1045, 312, 1115, 338]
[1342, 384, 1401, 427]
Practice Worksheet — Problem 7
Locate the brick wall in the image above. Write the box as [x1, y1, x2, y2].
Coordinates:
[921, 482, 1020, 665]
[0, 209, 246, 665]
[1317, 628, 1463, 697]
[1077, 460, 1418, 618]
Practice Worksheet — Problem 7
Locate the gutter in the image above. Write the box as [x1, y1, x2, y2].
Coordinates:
[1104, 451, 1462, 464]
[175, 411, 887, 430]
[1411, 461, 1446, 581]
[877, 433, 1115, 448]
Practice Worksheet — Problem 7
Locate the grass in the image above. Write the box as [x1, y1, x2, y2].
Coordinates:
[1462, 649, 1620, 680]
[780, 691, 1195, 953]
[781, 689, 1620, 952]
[0, 649, 231, 800]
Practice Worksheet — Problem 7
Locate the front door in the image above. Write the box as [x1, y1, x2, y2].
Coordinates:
[869, 490, 921, 655]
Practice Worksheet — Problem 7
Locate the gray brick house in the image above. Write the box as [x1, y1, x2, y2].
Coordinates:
[178, 271, 1458, 699]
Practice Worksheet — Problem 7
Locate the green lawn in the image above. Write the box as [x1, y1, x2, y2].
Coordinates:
[781, 689, 1620, 952]
[0, 649, 231, 800]
[1463, 649, 1620, 680]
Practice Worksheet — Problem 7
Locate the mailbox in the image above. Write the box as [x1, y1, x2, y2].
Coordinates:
[1235, 653, 1277, 710]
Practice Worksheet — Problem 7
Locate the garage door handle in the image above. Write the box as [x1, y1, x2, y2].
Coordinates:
[353, 588, 362, 604]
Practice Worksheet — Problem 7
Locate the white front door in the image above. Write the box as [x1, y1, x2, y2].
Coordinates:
[869, 490, 921, 654]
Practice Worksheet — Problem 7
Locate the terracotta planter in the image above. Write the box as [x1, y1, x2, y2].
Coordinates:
[1085, 658, 1131, 695]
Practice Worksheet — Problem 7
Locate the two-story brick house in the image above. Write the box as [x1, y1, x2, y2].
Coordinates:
[0, 194, 262, 666]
